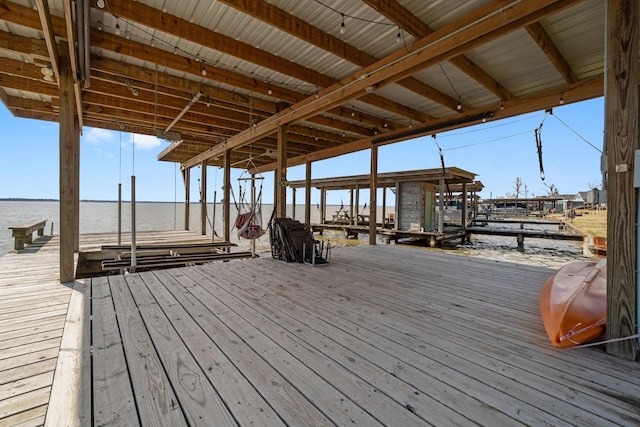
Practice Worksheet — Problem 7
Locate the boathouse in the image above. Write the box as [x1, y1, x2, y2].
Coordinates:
[0, 0, 638, 425]
[287, 167, 482, 245]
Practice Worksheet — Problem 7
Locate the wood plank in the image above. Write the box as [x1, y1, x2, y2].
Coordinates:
[148, 269, 332, 426]
[124, 273, 237, 425]
[0, 338, 60, 361]
[232, 259, 638, 425]
[0, 372, 54, 401]
[176, 266, 418, 426]
[0, 348, 58, 373]
[44, 280, 91, 427]
[0, 359, 57, 387]
[0, 329, 64, 351]
[106, 275, 188, 427]
[91, 276, 139, 427]
[138, 270, 284, 426]
[0, 405, 47, 427]
[0, 387, 50, 421]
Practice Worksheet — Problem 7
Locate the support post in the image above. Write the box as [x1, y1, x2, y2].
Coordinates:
[369, 146, 378, 245]
[276, 125, 288, 218]
[354, 186, 360, 226]
[58, 41, 77, 283]
[382, 186, 387, 228]
[223, 150, 231, 243]
[305, 161, 312, 226]
[73, 118, 80, 253]
[462, 182, 468, 229]
[605, 0, 638, 360]
[183, 167, 190, 230]
[394, 181, 400, 231]
[320, 188, 326, 224]
[200, 161, 207, 235]
[130, 175, 137, 272]
[349, 188, 354, 223]
[117, 183, 122, 245]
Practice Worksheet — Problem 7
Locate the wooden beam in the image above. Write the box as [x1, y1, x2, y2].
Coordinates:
[305, 161, 311, 226]
[185, 0, 578, 170]
[276, 125, 288, 218]
[183, 167, 190, 230]
[200, 161, 207, 235]
[58, 41, 76, 283]
[369, 146, 378, 245]
[252, 74, 606, 174]
[213, 0, 464, 113]
[605, 0, 638, 360]
[525, 21, 578, 84]
[362, 0, 514, 101]
[102, 0, 429, 121]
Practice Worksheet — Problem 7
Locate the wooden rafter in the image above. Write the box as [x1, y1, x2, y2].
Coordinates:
[362, 0, 514, 101]
[179, 0, 466, 113]
[102, 0, 435, 121]
[525, 21, 578, 83]
[183, 0, 582, 169]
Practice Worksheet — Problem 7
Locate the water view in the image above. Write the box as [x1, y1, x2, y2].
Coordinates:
[0, 200, 590, 267]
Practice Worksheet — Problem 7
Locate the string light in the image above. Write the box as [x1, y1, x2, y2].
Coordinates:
[96, 21, 103, 31]
[200, 62, 207, 76]
[559, 94, 565, 105]
[339, 14, 346, 35]
[268, 86, 273, 95]
[97, 0, 105, 8]
[115, 21, 121, 35]
[456, 101, 462, 111]
[396, 27, 402, 43]
[500, 100, 505, 111]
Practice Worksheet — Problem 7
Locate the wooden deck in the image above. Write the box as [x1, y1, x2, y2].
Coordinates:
[1, 234, 639, 425]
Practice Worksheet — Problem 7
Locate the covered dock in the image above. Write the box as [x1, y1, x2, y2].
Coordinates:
[1, 235, 639, 425]
[287, 168, 483, 246]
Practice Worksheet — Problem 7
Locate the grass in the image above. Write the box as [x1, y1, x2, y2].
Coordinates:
[550, 210, 607, 238]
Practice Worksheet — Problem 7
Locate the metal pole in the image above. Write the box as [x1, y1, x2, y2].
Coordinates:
[251, 174, 256, 257]
[212, 190, 217, 243]
[117, 182, 122, 245]
[130, 175, 136, 272]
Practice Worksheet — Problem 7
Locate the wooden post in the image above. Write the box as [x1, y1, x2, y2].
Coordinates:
[462, 182, 468, 229]
[276, 125, 288, 218]
[58, 42, 77, 283]
[394, 181, 400, 231]
[73, 118, 80, 252]
[606, 0, 638, 360]
[349, 188, 354, 223]
[305, 161, 312, 226]
[183, 167, 190, 230]
[382, 186, 387, 228]
[369, 146, 378, 245]
[223, 150, 231, 243]
[320, 188, 326, 224]
[354, 185, 360, 226]
[200, 161, 207, 235]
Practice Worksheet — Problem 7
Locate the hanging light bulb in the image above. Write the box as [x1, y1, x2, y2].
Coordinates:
[456, 100, 462, 111]
[268, 86, 273, 95]
[97, 0, 105, 8]
[500, 100, 505, 111]
[559, 94, 565, 105]
[150, 38, 155, 48]
[201, 62, 207, 76]
[96, 21, 103, 31]
[396, 27, 402, 43]
[340, 14, 346, 35]
[115, 21, 121, 35]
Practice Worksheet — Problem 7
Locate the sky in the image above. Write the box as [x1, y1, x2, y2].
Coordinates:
[0, 97, 605, 205]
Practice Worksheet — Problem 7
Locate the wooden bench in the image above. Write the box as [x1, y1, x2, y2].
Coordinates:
[8, 219, 47, 250]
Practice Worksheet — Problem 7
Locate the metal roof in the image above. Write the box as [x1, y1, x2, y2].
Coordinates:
[0, 0, 610, 172]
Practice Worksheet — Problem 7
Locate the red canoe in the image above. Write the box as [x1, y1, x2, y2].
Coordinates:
[539, 259, 607, 348]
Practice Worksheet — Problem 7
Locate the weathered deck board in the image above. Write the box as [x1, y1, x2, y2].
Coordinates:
[1, 234, 639, 426]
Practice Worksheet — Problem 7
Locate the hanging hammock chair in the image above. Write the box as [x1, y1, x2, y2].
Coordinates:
[232, 178, 265, 240]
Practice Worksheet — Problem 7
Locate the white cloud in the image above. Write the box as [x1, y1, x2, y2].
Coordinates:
[130, 134, 161, 150]
[84, 127, 116, 145]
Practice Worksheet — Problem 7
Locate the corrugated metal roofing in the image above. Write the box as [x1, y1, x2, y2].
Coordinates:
[0, 0, 614, 168]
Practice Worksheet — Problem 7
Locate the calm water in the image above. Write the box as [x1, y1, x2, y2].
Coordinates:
[0, 201, 590, 267]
